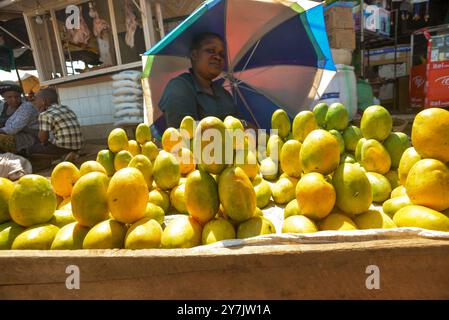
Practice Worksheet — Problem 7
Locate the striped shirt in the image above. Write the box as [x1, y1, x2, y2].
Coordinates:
[39, 104, 83, 150]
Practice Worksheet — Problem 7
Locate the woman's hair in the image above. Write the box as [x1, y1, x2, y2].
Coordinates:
[189, 32, 224, 54]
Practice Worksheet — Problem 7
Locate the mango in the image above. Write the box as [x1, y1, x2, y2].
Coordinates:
[108, 128, 129, 153]
[162, 127, 184, 152]
[96, 150, 115, 176]
[0, 221, 25, 250]
[141, 141, 159, 161]
[296, 172, 335, 220]
[144, 203, 165, 225]
[193, 116, 227, 174]
[218, 167, 256, 223]
[382, 196, 413, 218]
[405, 159, 449, 211]
[325, 102, 349, 131]
[235, 149, 259, 179]
[128, 154, 153, 188]
[127, 140, 141, 156]
[411, 108, 449, 163]
[83, 219, 127, 249]
[49, 209, 76, 228]
[51, 222, 89, 250]
[282, 215, 318, 234]
[319, 213, 357, 231]
[114, 150, 133, 171]
[284, 199, 300, 218]
[271, 109, 291, 139]
[366, 172, 392, 203]
[292, 111, 318, 142]
[332, 163, 372, 215]
[383, 132, 411, 169]
[342, 125, 362, 152]
[79, 161, 107, 176]
[202, 218, 236, 245]
[272, 175, 298, 205]
[12, 223, 59, 250]
[135, 123, 152, 145]
[161, 215, 202, 248]
[252, 175, 272, 209]
[153, 150, 181, 190]
[259, 157, 278, 180]
[361, 105, 392, 141]
[266, 134, 284, 162]
[0, 178, 14, 223]
[280, 140, 302, 178]
[354, 210, 396, 229]
[313, 102, 328, 128]
[180, 116, 195, 140]
[398, 147, 421, 186]
[170, 183, 188, 214]
[394, 205, 449, 231]
[9, 175, 57, 227]
[148, 189, 170, 213]
[50, 162, 80, 197]
[108, 168, 148, 224]
[72, 172, 110, 227]
[237, 216, 275, 239]
[125, 218, 162, 249]
[360, 139, 391, 174]
[300, 129, 340, 175]
[185, 169, 219, 224]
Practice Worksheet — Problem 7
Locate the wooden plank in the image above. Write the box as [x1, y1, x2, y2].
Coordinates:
[23, 14, 45, 80]
[107, 0, 123, 66]
[1, 239, 449, 300]
[140, 0, 156, 50]
[155, 2, 165, 40]
[50, 9, 68, 77]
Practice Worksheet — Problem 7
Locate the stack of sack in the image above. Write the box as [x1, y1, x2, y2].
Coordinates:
[112, 70, 144, 127]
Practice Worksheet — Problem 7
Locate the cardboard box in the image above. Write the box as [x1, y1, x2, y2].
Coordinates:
[328, 29, 356, 50]
[325, 6, 354, 30]
[378, 63, 409, 79]
[365, 45, 411, 66]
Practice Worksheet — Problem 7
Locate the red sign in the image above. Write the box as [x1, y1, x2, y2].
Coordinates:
[426, 60, 449, 108]
[410, 64, 426, 108]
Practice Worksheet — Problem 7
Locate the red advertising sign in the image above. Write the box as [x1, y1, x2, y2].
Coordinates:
[410, 64, 426, 108]
[426, 61, 449, 108]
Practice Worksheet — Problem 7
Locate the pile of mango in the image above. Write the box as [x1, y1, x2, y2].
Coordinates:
[1, 104, 448, 250]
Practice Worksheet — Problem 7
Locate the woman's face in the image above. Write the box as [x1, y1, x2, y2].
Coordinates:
[192, 37, 226, 80]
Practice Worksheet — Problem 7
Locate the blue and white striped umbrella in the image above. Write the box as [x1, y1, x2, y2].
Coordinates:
[142, 0, 336, 139]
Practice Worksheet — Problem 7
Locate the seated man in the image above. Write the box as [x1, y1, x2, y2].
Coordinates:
[0, 81, 39, 154]
[30, 88, 83, 159]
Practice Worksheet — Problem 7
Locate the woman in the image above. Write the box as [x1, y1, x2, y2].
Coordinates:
[0, 82, 39, 154]
[159, 32, 240, 128]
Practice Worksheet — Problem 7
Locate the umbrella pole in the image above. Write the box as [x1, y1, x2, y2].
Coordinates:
[14, 59, 26, 99]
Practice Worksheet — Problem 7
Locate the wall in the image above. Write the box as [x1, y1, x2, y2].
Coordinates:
[57, 76, 115, 141]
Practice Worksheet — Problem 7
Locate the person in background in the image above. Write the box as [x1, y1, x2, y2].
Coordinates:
[30, 88, 83, 160]
[0, 81, 39, 155]
[159, 32, 241, 128]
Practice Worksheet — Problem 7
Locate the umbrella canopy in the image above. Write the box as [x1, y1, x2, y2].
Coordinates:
[142, 0, 336, 138]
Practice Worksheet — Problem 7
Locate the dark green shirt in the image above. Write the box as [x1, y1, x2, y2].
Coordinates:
[159, 70, 240, 128]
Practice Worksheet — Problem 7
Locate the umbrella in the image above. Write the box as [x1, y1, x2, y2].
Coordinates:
[142, 0, 336, 139]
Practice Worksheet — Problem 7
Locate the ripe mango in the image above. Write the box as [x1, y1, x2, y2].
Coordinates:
[107, 168, 148, 224]
[219, 167, 256, 223]
[71, 172, 110, 227]
[153, 151, 181, 190]
[292, 111, 317, 142]
[185, 169, 219, 224]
